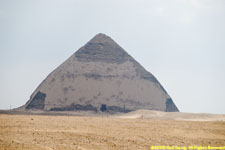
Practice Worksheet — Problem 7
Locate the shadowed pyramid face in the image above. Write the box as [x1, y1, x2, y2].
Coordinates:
[22, 33, 179, 112]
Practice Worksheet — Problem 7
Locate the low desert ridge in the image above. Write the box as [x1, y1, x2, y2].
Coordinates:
[118, 109, 225, 121]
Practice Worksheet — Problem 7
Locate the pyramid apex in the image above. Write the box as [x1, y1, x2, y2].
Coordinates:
[74, 33, 131, 64]
[89, 33, 115, 44]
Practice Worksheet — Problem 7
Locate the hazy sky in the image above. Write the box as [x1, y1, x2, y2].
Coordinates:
[1, 0, 225, 114]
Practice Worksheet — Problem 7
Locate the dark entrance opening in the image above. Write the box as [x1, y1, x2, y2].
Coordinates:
[100, 104, 107, 112]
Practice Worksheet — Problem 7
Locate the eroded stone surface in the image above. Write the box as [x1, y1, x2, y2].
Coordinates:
[165, 98, 179, 112]
[50, 104, 97, 112]
[26, 91, 46, 110]
[75, 34, 130, 64]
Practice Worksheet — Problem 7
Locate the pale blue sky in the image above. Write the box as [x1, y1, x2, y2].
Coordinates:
[1, 0, 225, 114]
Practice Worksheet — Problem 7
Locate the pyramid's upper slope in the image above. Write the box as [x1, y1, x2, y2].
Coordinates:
[75, 33, 131, 64]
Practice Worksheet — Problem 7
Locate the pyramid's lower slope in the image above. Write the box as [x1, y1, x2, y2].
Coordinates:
[19, 33, 179, 113]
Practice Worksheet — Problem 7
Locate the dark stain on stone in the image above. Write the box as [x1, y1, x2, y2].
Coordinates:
[125, 99, 143, 106]
[65, 72, 72, 79]
[50, 104, 97, 112]
[99, 103, 132, 113]
[84, 73, 102, 80]
[141, 75, 158, 83]
[63, 87, 69, 94]
[118, 91, 123, 95]
[26, 91, 46, 110]
[122, 74, 130, 79]
[60, 76, 65, 82]
[107, 105, 132, 113]
[165, 98, 179, 112]
[104, 75, 118, 79]
[78, 97, 86, 102]
[83, 73, 118, 80]
[71, 74, 76, 80]
[68, 86, 75, 91]
[106, 67, 112, 73]
[50, 78, 55, 84]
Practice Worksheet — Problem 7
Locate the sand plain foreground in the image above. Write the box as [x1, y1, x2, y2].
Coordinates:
[0, 113, 225, 150]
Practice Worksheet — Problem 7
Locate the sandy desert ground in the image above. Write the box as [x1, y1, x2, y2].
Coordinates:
[0, 111, 225, 150]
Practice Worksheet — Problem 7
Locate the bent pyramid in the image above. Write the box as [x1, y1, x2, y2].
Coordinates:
[19, 33, 179, 112]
